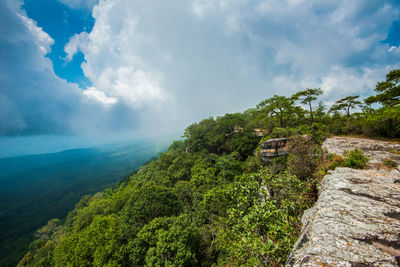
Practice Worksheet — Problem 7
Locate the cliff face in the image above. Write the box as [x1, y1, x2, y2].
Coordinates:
[287, 137, 400, 266]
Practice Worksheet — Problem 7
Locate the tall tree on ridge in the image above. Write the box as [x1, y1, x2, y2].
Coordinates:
[329, 95, 362, 127]
[257, 95, 295, 128]
[365, 68, 400, 107]
[329, 95, 362, 118]
[292, 88, 323, 124]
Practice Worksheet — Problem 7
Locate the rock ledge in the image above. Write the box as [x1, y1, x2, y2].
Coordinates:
[287, 137, 400, 266]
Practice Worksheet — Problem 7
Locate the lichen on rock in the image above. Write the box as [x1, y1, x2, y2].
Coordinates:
[287, 137, 400, 266]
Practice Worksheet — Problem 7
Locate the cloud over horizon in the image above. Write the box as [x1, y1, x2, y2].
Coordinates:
[66, 0, 400, 126]
[1, 0, 400, 139]
[0, 0, 81, 135]
[0, 0, 145, 138]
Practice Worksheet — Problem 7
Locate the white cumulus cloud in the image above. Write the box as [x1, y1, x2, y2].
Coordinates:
[4, 0, 400, 139]
[83, 87, 117, 106]
[0, 0, 146, 137]
[64, 0, 400, 133]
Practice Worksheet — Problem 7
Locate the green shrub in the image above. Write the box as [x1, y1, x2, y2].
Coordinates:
[287, 135, 321, 180]
[384, 159, 398, 168]
[129, 215, 201, 266]
[362, 106, 400, 138]
[314, 154, 345, 181]
[310, 123, 328, 145]
[343, 149, 368, 169]
[215, 168, 311, 266]
[270, 127, 299, 138]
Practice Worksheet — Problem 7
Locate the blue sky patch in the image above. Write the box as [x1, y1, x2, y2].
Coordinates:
[23, 0, 94, 87]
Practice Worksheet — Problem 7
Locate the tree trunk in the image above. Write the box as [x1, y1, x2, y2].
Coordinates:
[309, 101, 313, 124]
[346, 106, 350, 129]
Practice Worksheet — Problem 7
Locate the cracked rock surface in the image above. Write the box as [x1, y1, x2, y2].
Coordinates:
[287, 137, 400, 266]
[322, 136, 400, 165]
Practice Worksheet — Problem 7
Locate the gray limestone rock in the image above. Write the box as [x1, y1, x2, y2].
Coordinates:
[322, 136, 400, 166]
[287, 137, 400, 266]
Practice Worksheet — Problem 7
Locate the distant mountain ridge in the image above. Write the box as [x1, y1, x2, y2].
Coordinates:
[0, 138, 170, 267]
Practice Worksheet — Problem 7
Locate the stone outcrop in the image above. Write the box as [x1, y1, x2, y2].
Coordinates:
[322, 136, 400, 166]
[287, 137, 400, 266]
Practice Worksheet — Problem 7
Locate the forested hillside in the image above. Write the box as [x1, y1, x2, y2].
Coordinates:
[0, 139, 169, 267]
[19, 69, 400, 266]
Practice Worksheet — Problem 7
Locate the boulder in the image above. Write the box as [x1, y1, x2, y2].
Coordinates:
[287, 137, 400, 266]
[287, 168, 400, 266]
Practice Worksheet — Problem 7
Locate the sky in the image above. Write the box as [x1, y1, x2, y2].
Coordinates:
[1, 0, 400, 156]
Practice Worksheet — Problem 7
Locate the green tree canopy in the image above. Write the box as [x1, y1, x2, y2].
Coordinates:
[257, 95, 295, 127]
[365, 68, 400, 106]
[120, 184, 181, 237]
[329, 95, 362, 118]
[129, 215, 201, 266]
[292, 88, 323, 123]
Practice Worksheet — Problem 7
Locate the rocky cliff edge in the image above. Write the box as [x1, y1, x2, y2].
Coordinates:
[287, 137, 400, 266]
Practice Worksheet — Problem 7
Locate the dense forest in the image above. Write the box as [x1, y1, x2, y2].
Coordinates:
[0, 140, 169, 267]
[19, 69, 399, 266]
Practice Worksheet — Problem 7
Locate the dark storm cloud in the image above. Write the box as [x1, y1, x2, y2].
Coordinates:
[0, 0, 82, 135]
[2, 0, 400, 139]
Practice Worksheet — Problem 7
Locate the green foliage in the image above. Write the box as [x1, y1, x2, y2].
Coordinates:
[270, 127, 300, 138]
[316, 150, 370, 179]
[287, 135, 321, 180]
[53, 215, 119, 266]
[310, 122, 328, 145]
[0, 141, 166, 267]
[128, 215, 201, 266]
[268, 155, 288, 175]
[20, 133, 315, 266]
[215, 168, 312, 266]
[19, 68, 400, 266]
[343, 149, 369, 169]
[362, 105, 400, 138]
[365, 69, 400, 106]
[244, 155, 262, 173]
[321, 154, 345, 173]
[329, 95, 361, 116]
[257, 95, 296, 127]
[384, 159, 398, 168]
[314, 101, 327, 123]
[229, 129, 260, 159]
[183, 112, 261, 160]
[292, 88, 323, 123]
[361, 69, 400, 138]
[17, 219, 64, 267]
[120, 184, 182, 239]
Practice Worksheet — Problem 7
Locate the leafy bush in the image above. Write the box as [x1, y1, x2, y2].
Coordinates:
[327, 155, 346, 170]
[287, 135, 321, 180]
[384, 159, 398, 168]
[310, 123, 328, 145]
[269, 154, 288, 175]
[362, 106, 400, 138]
[269, 127, 299, 138]
[314, 154, 345, 181]
[215, 168, 312, 266]
[343, 149, 368, 169]
[128, 215, 201, 266]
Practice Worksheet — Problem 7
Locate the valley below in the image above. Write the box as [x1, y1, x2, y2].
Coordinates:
[0, 139, 169, 266]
